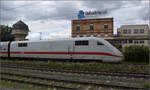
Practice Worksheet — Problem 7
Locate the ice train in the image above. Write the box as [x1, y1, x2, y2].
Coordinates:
[0, 37, 124, 62]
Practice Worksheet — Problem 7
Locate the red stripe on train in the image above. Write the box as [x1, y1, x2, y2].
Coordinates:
[0, 52, 124, 58]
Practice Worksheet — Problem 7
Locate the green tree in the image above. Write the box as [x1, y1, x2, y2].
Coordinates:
[0, 25, 14, 41]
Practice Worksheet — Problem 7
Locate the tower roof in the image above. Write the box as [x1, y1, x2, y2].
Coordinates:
[12, 20, 29, 31]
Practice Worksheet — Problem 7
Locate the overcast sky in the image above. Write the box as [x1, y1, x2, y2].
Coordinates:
[0, 0, 149, 40]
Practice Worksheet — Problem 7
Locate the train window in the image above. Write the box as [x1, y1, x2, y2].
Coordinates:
[23, 43, 27, 47]
[18, 43, 23, 47]
[18, 43, 28, 47]
[97, 41, 104, 45]
[75, 40, 89, 46]
[82, 40, 88, 45]
[75, 41, 81, 45]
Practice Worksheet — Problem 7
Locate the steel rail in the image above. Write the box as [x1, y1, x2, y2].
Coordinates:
[1, 64, 150, 79]
[1, 72, 146, 89]
[1, 77, 79, 90]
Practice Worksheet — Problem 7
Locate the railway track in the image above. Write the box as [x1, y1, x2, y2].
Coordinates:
[1, 64, 150, 79]
[1, 73, 80, 90]
[1, 70, 146, 90]
[1, 79, 78, 90]
[1, 64, 149, 89]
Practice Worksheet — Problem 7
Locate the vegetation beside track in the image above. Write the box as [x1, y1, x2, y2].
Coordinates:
[116, 45, 149, 63]
[1, 60, 149, 73]
[143, 82, 150, 88]
[0, 80, 54, 90]
[123, 61, 149, 65]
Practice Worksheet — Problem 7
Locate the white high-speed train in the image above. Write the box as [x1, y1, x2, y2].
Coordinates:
[0, 37, 124, 62]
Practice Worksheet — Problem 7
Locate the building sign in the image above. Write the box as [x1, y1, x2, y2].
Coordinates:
[78, 10, 107, 19]
[78, 10, 85, 19]
[85, 10, 107, 15]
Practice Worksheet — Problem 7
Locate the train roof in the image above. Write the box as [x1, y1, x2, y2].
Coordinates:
[0, 37, 105, 43]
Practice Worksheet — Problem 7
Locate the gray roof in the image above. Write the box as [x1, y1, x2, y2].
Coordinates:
[12, 20, 29, 31]
[121, 24, 149, 27]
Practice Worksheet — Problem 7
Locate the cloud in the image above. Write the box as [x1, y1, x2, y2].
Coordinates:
[0, 1, 18, 23]
[26, 19, 71, 40]
[26, 28, 71, 40]
[101, 1, 149, 33]
[0, 1, 149, 40]
[81, 1, 123, 13]
[26, 32, 40, 40]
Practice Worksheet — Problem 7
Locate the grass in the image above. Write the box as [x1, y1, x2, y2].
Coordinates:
[123, 61, 149, 65]
[0, 80, 54, 90]
[0, 59, 149, 73]
[143, 82, 150, 88]
[0, 72, 83, 89]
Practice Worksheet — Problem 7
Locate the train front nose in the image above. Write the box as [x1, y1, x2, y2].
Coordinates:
[111, 48, 124, 62]
[115, 51, 124, 62]
[118, 53, 124, 61]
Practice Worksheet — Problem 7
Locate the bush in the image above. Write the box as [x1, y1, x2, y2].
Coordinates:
[143, 82, 150, 88]
[114, 45, 122, 52]
[123, 45, 149, 62]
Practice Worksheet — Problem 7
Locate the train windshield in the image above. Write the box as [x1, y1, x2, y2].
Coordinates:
[97, 41, 104, 45]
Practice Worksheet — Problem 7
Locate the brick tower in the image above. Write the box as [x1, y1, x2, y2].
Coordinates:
[12, 20, 29, 41]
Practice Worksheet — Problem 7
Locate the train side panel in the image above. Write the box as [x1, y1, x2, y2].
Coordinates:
[10, 40, 73, 59]
[7, 37, 123, 62]
[72, 39, 116, 62]
[72, 39, 123, 62]
[0, 42, 9, 58]
[72, 39, 104, 60]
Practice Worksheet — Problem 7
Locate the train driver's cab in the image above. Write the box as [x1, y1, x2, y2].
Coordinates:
[97, 41, 104, 46]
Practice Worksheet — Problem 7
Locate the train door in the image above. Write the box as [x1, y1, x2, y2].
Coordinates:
[68, 44, 75, 59]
